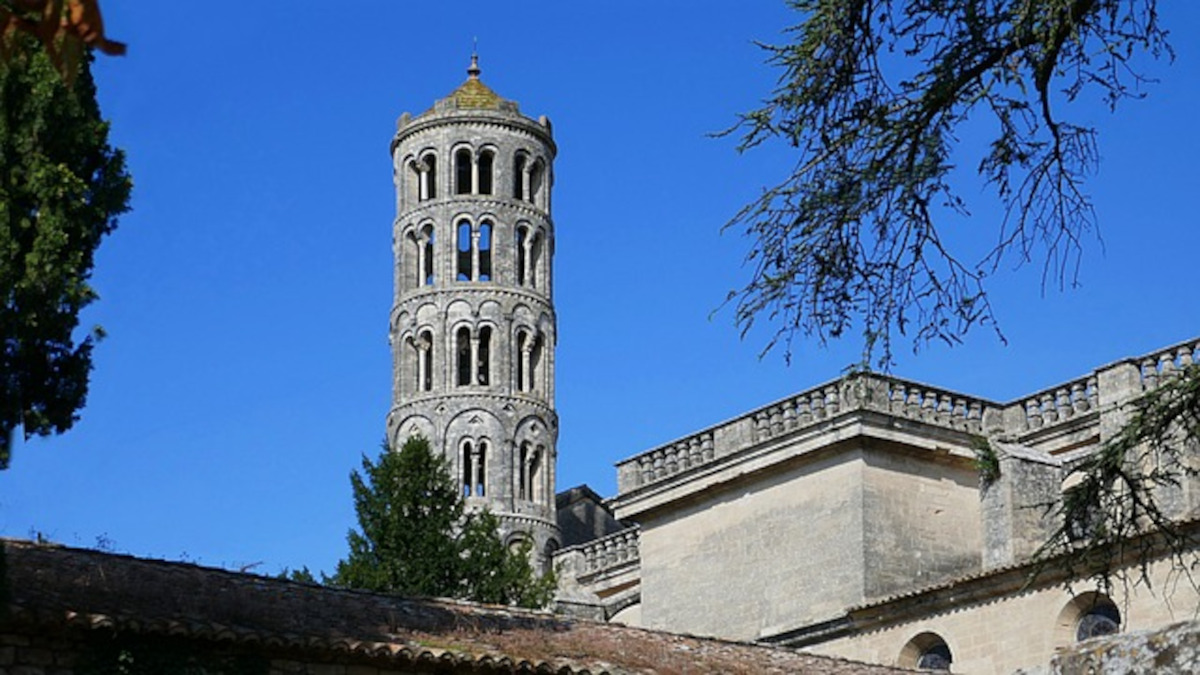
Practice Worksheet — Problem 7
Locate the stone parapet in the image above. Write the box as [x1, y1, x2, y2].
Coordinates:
[616, 337, 1200, 498]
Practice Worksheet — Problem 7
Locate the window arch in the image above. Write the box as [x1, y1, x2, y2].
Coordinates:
[415, 329, 434, 392]
[408, 224, 435, 288]
[515, 329, 544, 394]
[515, 224, 541, 289]
[415, 152, 436, 200]
[529, 158, 546, 208]
[899, 632, 952, 671]
[477, 326, 492, 385]
[478, 220, 493, 281]
[478, 149, 494, 195]
[456, 220, 472, 281]
[1057, 592, 1122, 645]
[455, 147, 472, 195]
[455, 326, 472, 386]
[404, 157, 420, 204]
[512, 152, 527, 199]
[461, 438, 487, 497]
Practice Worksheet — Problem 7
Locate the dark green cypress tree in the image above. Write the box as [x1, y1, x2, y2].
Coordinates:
[0, 32, 131, 468]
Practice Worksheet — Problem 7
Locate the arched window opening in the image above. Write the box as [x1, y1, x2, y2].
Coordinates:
[528, 230, 542, 289]
[477, 326, 491, 385]
[461, 440, 474, 497]
[917, 644, 952, 671]
[476, 441, 488, 496]
[478, 150, 494, 195]
[518, 441, 530, 500]
[456, 326, 472, 386]
[417, 329, 433, 392]
[529, 331, 544, 394]
[456, 220, 472, 281]
[405, 230, 420, 290]
[455, 148, 472, 195]
[516, 227, 528, 286]
[478, 221, 493, 281]
[530, 159, 545, 207]
[406, 160, 420, 204]
[516, 330, 529, 392]
[420, 225, 435, 286]
[1077, 601, 1121, 642]
[900, 632, 951, 671]
[421, 154, 437, 200]
[529, 445, 543, 501]
[513, 152, 527, 199]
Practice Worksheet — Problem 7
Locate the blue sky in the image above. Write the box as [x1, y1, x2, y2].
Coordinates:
[1, 2, 1197, 576]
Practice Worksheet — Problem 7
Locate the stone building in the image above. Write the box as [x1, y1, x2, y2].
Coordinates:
[380, 58, 1200, 674]
[554, 338, 1200, 673]
[386, 55, 559, 565]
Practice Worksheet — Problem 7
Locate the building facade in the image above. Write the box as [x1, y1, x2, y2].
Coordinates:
[387, 56, 560, 563]
[554, 338, 1200, 674]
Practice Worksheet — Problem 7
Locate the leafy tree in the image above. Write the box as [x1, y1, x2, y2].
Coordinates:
[0, 31, 131, 468]
[728, 1, 1195, 585]
[333, 436, 554, 608]
[727, 0, 1168, 366]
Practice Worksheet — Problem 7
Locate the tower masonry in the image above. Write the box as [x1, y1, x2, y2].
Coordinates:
[386, 56, 559, 565]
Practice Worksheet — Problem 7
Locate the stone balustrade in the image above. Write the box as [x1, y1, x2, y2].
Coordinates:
[1017, 374, 1100, 431]
[874, 378, 990, 433]
[560, 528, 640, 578]
[617, 375, 995, 492]
[1136, 338, 1199, 390]
[615, 336, 1200, 495]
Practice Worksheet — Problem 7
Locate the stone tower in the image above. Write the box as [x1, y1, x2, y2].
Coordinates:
[386, 56, 560, 565]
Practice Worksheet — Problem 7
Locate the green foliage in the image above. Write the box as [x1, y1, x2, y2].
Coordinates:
[276, 565, 319, 584]
[333, 436, 554, 608]
[971, 435, 1001, 488]
[77, 636, 267, 675]
[726, 0, 1169, 366]
[0, 32, 131, 468]
[1039, 364, 1200, 588]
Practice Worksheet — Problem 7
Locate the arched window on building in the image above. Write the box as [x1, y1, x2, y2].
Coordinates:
[1076, 602, 1121, 642]
[421, 153, 437, 200]
[478, 220, 493, 281]
[516, 226, 528, 286]
[456, 220, 472, 281]
[518, 441, 534, 500]
[416, 329, 434, 392]
[478, 149, 494, 195]
[456, 326, 472, 386]
[455, 147, 472, 195]
[528, 228, 542, 290]
[477, 326, 491, 385]
[461, 439, 475, 497]
[516, 330, 528, 392]
[405, 159, 420, 204]
[512, 152, 527, 200]
[530, 158, 546, 208]
[416, 224, 434, 286]
[529, 331, 544, 395]
[900, 632, 952, 671]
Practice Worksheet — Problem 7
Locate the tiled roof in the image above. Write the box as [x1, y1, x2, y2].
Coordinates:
[1, 539, 910, 674]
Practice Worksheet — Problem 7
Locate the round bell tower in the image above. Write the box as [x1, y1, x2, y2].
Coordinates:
[386, 55, 559, 566]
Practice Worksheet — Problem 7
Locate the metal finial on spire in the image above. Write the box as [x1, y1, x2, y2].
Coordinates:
[468, 40, 480, 79]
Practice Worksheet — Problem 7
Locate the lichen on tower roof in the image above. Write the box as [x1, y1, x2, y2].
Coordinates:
[434, 53, 519, 113]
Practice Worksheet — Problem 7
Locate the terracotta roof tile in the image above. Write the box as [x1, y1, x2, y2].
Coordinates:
[1, 538, 910, 674]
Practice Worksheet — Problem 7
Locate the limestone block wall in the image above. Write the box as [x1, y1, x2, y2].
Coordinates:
[860, 443, 982, 600]
[637, 449, 867, 641]
[806, 557, 1200, 675]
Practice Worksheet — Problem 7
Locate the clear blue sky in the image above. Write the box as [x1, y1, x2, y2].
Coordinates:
[1, 2, 1197, 576]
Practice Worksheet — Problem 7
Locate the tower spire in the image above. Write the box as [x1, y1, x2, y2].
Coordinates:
[467, 45, 481, 80]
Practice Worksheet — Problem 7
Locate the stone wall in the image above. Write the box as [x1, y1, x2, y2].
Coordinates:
[637, 448, 868, 640]
[805, 557, 1200, 674]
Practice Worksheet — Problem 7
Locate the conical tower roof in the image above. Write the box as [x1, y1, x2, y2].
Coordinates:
[431, 54, 519, 114]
